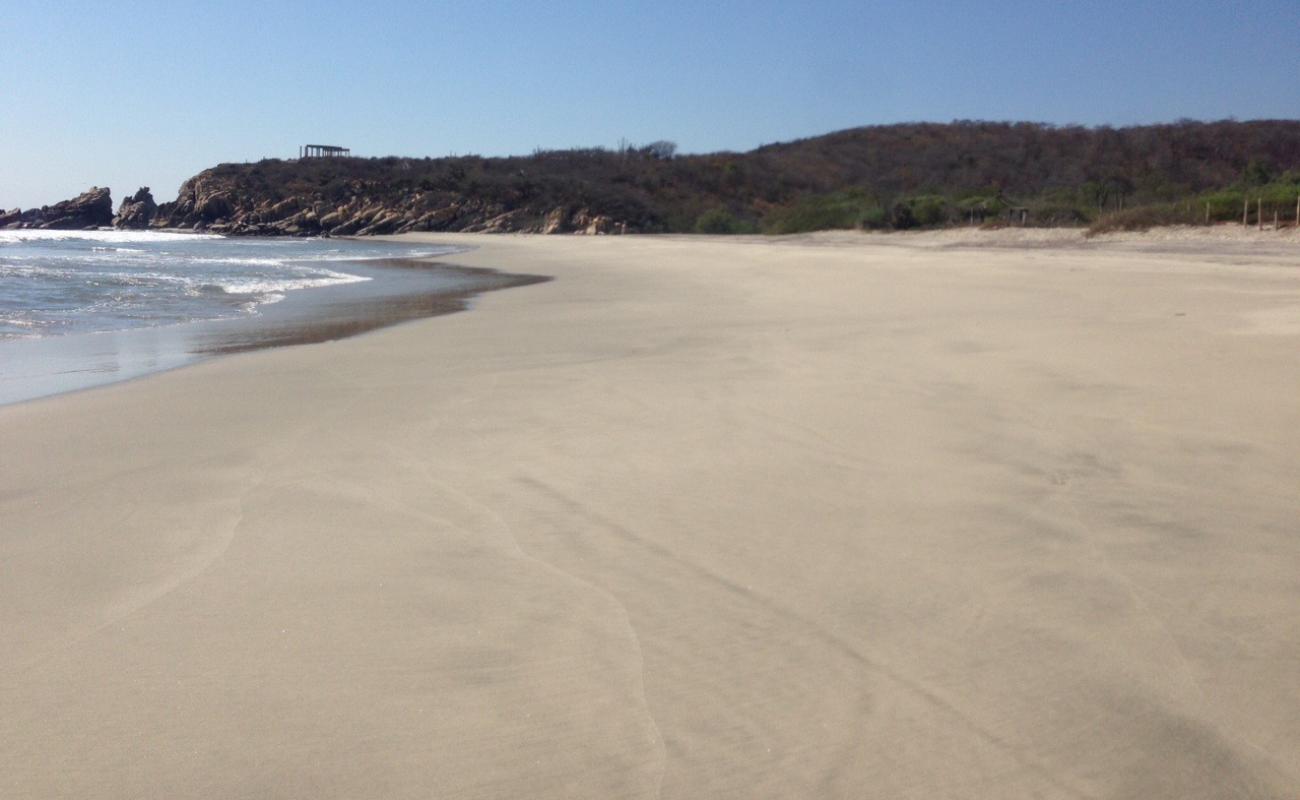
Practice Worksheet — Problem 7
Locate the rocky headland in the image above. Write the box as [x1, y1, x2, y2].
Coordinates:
[148, 169, 629, 236]
[5, 120, 1298, 236]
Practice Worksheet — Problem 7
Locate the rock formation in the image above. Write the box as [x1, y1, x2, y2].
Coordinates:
[112, 187, 157, 229]
[3, 187, 114, 230]
[144, 168, 638, 237]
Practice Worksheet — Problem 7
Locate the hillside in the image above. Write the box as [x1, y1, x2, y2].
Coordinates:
[141, 120, 1300, 236]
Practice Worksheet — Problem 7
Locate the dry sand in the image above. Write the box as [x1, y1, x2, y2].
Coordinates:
[2, 229, 1298, 799]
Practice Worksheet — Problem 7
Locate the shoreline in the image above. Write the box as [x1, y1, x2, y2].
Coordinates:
[2, 230, 1298, 798]
[0, 252, 547, 406]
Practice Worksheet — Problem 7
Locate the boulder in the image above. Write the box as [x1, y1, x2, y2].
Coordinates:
[477, 210, 524, 233]
[19, 187, 114, 229]
[568, 207, 595, 233]
[319, 208, 349, 228]
[328, 216, 366, 237]
[154, 173, 241, 229]
[541, 207, 569, 234]
[583, 215, 614, 235]
[399, 205, 461, 233]
[265, 197, 300, 220]
[112, 187, 157, 229]
[356, 210, 406, 236]
[196, 192, 233, 222]
[149, 201, 176, 229]
[268, 210, 321, 236]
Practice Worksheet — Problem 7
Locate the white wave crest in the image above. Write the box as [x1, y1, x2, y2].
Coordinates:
[207, 268, 370, 295]
[0, 229, 225, 244]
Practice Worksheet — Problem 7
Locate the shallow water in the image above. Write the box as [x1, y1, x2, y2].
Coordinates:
[0, 232, 542, 405]
[0, 229, 456, 339]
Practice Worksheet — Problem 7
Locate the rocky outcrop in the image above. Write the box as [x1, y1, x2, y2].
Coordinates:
[150, 189, 643, 237]
[154, 188, 634, 237]
[146, 165, 643, 237]
[3, 187, 113, 229]
[540, 207, 568, 234]
[112, 187, 157, 229]
[158, 173, 235, 228]
[570, 208, 625, 235]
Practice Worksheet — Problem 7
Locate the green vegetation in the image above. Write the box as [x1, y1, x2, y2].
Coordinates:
[1088, 176, 1300, 234]
[177, 121, 1300, 235]
[1086, 203, 1203, 235]
[761, 190, 883, 233]
[694, 207, 756, 234]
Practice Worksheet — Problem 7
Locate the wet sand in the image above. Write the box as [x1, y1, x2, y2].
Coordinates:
[0, 257, 544, 406]
[1, 229, 1298, 798]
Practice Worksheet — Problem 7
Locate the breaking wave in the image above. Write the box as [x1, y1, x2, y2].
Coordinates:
[0, 231, 461, 340]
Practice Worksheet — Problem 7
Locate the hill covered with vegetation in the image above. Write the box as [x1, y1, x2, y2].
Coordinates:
[149, 120, 1300, 236]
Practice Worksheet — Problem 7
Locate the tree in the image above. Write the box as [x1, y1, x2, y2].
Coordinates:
[645, 140, 677, 160]
[890, 202, 917, 230]
[1243, 158, 1273, 186]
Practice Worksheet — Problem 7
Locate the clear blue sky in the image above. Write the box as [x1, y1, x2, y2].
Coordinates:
[2, 0, 1297, 209]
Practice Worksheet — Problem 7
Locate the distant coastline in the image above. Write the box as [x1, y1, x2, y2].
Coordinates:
[5, 120, 1298, 239]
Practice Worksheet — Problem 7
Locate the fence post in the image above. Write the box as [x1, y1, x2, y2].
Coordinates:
[1274, 209, 1279, 230]
[1243, 196, 1249, 226]
[1204, 202, 1210, 224]
[1257, 198, 1263, 231]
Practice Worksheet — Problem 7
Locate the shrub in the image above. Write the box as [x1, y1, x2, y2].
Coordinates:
[1086, 203, 1200, 235]
[1201, 181, 1300, 223]
[1202, 189, 1245, 220]
[908, 195, 948, 226]
[1028, 204, 1089, 226]
[694, 208, 754, 234]
[762, 190, 883, 234]
[1243, 158, 1273, 186]
[858, 206, 889, 229]
[890, 202, 917, 230]
[954, 194, 1007, 225]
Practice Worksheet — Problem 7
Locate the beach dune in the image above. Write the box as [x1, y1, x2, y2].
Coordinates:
[2, 230, 1298, 798]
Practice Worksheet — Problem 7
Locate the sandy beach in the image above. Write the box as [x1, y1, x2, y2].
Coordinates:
[2, 229, 1298, 798]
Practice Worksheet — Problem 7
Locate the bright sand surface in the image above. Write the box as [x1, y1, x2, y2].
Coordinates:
[2, 229, 1298, 799]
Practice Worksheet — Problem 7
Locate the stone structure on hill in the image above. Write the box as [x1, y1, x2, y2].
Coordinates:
[299, 144, 350, 158]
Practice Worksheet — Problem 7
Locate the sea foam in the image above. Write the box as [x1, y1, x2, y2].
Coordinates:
[0, 229, 226, 244]
[0, 232, 451, 340]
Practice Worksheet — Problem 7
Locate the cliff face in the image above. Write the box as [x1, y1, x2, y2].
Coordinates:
[153, 170, 629, 236]
[1, 187, 114, 230]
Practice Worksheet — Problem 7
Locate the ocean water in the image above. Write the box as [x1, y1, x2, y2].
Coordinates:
[0, 229, 457, 340]
[0, 230, 506, 405]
